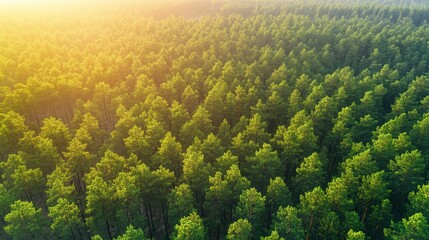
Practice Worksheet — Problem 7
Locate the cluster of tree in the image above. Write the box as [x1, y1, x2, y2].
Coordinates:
[1, 0, 429, 239]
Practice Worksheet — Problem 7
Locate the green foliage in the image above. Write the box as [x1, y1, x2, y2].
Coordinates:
[292, 152, 326, 196]
[215, 150, 239, 174]
[180, 106, 213, 147]
[85, 175, 115, 238]
[384, 213, 429, 240]
[0, 111, 28, 157]
[227, 219, 253, 240]
[40, 117, 71, 153]
[408, 183, 429, 221]
[0, 184, 13, 218]
[235, 188, 266, 235]
[261, 230, 285, 240]
[266, 177, 292, 222]
[168, 184, 196, 227]
[388, 150, 425, 215]
[274, 206, 305, 240]
[11, 165, 44, 202]
[152, 131, 183, 176]
[244, 143, 281, 192]
[201, 133, 225, 164]
[114, 225, 147, 240]
[225, 165, 251, 206]
[4, 200, 45, 240]
[358, 171, 392, 238]
[173, 212, 205, 240]
[275, 110, 318, 179]
[48, 198, 83, 239]
[182, 149, 211, 206]
[18, 132, 61, 174]
[46, 165, 75, 206]
[124, 125, 151, 161]
[298, 187, 329, 239]
[346, 230, 366, 240]
[1, 1, 429, 239]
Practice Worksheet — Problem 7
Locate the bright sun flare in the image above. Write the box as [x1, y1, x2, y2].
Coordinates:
[0, 0, 73, 4]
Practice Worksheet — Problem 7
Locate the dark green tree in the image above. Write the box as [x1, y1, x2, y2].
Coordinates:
[114, 225, 147, 240]
[408, 183, 429, 221]
[173, 212, 205, 240]
[4, 200, 45, 240]
[226, 219, 252, 240]
[49, 198, 83, 240]
[235, 188, 266, 236]
[266, 177, 292, 226]
[346, 230, 366, 240]
[244, 143, 281, 193]
[168, 184, 196, 229]
[298, 187, 329, 240]
[384, 213, 429, 240]
[274, 206, 305, 240]
[291, 152, 326, 197]
[388, 150, 425, 217]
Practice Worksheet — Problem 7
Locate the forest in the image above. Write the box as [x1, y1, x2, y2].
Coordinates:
[1, 0, 429, 239]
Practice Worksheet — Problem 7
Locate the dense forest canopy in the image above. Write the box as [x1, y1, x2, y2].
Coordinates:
[1, 0, 429, 239]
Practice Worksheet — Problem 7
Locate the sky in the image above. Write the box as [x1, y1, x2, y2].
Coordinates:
[0, 0, 180, 8]
[0, 0, 148, 11]
[0, 0, 216, 16]
[0, 0, 142, 6]
[0, 0, 178, 4]
[0, 0, 73, 3]
[0, 0, 87, 8]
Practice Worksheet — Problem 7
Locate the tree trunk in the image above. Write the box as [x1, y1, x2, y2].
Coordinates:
[162, 202, 169, 238]
[144, 203, 153, 238]
[361, 206, 368, 223]
[305, 215, 314, 240]
[70, 228, 76, 240]
[106, 219, 113, 240]
[148, 202, 155, 236]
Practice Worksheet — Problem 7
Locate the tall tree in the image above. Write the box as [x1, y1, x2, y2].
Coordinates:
[346, 230, 366, 240]
[275, 110, 318, 180]
[49, 198, 84, 240]
[204, 171, 231, 239]
[182, 149, 211, 211]
[4, 200, 46, 240]
[235, 188, 266, 236]
[173, 212, 205, 240]
[124, 125, 151, 162]
[114, 225, 147, 240]
[244, 143, 281, 193]
[384, 213, 429, 240]
[388, 150, 425, 217]
[63, 138, 94, 195]
[201, 133, 225, 164]
[152, 132, 183, 177]
[408, 183, 429, 221]
[46, 165, 75, 206]
[215, 151, 239, 174]
[85, 175, 116, 239]
[291, 152, 326, 197]
[262, 230, 285, 240]
[298, 187, 329, 240]
[169, 101, 190, 137]
[168, 184, 196, 229]
[40, 117, 71, 154]
[226, 219, 252, 240]
[266, 177, 292, 226]
[357, 171, 391, 238]
[0, 111, 28, 157]
[179, 106, 213, 147]
[274, 206, 305, 240]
